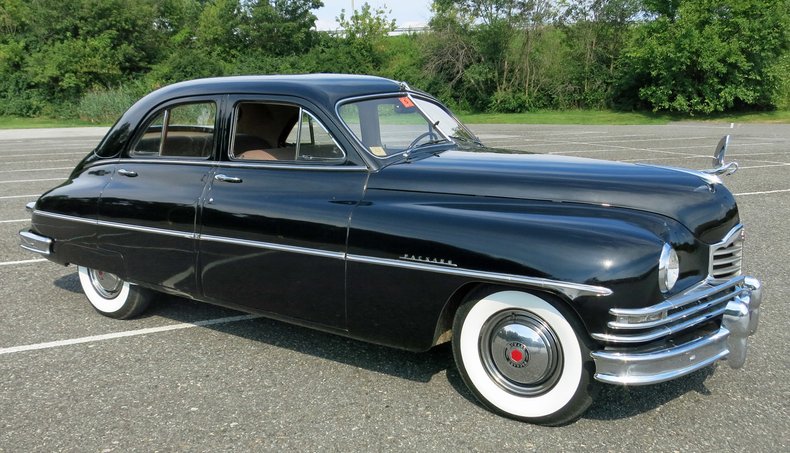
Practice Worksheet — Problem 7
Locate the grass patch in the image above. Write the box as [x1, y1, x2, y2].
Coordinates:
[459, 109, 790, 125]
[696, 110, 790, 123]
[0, 116, 97, 129]
[459, 110, 673, 125]
[2, 109, 788, 129]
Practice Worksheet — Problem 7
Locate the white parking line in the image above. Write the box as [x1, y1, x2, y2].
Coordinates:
[0, 158, 78, 165]
[0, 177, 63, 184]
[0, 219, 28, 224]
[0, 166, 73, 173]
[0, 258, 47, 266]
[0, 194, 40, 199]
[734, 189, 790, 196]
[0, 314, 263, 355]
[0, 152, 87, 158]
[739, 164, 790, 169]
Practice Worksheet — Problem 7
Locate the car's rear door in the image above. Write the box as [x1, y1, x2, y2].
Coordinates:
[197, 96, 368, 329]
[97, 97, 220, 296]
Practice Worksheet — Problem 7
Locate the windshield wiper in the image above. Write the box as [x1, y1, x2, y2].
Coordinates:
[410, 138, 450, 150]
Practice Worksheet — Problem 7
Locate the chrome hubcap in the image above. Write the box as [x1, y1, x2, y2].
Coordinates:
[88, 269, 122, 299]
[480, 310, 563, 396]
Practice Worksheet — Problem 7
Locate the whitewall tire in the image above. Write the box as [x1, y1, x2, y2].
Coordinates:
[78, 266, 152, 319]
[452, 290, 596, 425]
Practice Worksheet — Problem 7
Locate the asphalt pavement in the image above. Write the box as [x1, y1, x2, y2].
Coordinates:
[0, 123, 788, 451]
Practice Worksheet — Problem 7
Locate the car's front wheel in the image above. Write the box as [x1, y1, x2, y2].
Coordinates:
[452, 289, 596, 425]
[77, 266, 152, 319]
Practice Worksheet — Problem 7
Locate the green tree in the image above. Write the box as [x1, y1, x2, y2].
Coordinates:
[244, 0, 323, 57]
[616, 0, 790, 113]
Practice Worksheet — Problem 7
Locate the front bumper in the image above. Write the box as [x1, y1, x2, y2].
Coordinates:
[591, 276, 762, 385]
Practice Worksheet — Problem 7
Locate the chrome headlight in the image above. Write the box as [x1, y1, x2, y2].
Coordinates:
[658, 244, 679, 293]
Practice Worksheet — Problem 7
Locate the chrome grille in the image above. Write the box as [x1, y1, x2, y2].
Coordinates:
[709, 225, 744, 279]
[592, 275, 746, 344]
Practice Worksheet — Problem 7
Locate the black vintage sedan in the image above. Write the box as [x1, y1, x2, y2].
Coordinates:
[20, 74, 762, 425]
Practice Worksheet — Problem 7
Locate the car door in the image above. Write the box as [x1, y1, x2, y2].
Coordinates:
[98, 97, 220, 296]
[198, 97, 368, 329]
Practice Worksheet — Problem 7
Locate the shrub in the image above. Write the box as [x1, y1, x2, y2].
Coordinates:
[76, 82, 151, 123]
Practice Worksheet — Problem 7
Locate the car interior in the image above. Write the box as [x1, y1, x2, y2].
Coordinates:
[232, 102, 344, 162]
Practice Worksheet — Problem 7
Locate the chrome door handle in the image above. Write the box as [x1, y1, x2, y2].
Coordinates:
[214, 174, 242, 183]
[117, 169, 137, 177]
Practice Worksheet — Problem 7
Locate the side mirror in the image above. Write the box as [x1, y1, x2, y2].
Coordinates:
[703, 135, 738, 176]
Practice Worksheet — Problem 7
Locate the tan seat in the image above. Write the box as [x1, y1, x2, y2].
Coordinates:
[237, 148, 296, 161]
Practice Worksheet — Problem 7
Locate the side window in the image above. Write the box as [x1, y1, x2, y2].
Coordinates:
[130, 102, 216, 158]
[232, 102, 344, 162]
[294, 111, 344, 161]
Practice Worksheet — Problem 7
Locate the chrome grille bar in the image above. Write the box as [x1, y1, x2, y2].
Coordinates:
[593, 275, 746, 344]
[709, 224, 743, 279]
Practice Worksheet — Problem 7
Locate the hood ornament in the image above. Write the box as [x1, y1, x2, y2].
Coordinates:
[702, 135, 738, 176]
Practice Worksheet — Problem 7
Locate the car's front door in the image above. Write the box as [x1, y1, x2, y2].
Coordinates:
[198, 98, 368, 328]
[98, 98, 219, 296]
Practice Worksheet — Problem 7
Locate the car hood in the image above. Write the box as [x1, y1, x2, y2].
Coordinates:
[368, 149, 739, 242]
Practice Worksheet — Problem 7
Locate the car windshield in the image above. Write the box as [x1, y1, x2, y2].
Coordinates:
[338, 95, 478, 158]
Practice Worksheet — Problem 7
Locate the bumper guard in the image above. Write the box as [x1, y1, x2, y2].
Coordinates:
[19, 229, 53, 256]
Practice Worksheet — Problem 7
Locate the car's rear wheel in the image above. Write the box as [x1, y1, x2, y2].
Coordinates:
[452, 289, 596, 425]
[77, 266, 152, 319]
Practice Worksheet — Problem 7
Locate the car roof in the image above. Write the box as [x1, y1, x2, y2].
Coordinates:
[142, 74, 404, 109]
[95, 74, 408, 159]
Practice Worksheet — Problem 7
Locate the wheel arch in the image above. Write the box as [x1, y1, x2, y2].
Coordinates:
[432, 282, 593, 348]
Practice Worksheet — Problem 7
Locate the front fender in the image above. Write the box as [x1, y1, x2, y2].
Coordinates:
[346, 190, 701, 348]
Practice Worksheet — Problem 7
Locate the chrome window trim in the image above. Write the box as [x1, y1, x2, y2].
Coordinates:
[31, 210, 610, 301]
[334, 92, 452, 162]
[128, 100, 218, 161]
[119, 159, 216, 167]
[228, 101, 352, 166]
[215, 162, 368, 172]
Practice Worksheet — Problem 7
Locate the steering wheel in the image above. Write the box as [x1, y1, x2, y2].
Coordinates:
[407, 130, 440, 149]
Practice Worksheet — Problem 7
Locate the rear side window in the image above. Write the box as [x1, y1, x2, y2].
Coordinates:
[130, 102, 216, 159]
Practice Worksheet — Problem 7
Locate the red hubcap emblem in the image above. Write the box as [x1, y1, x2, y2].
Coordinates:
[505, 342, 529, 368]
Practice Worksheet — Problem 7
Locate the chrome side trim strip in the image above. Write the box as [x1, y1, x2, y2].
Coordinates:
[31, 210, 612, 299]
[33, 210, 193, 239]
[34, 210, 97, 225]
[100, 220, 195, 240]
[199, 234, 345, 259]
[346, 254, 612, 299]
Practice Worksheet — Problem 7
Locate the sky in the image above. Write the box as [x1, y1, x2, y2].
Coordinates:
[314, 0, 434, 31]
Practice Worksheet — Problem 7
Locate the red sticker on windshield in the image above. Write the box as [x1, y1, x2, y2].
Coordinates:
[398, 97, 415, 108]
